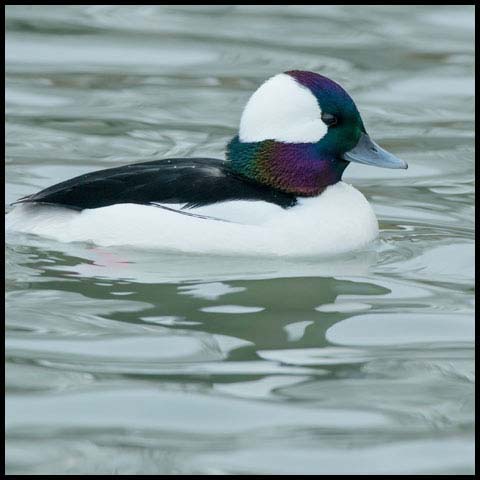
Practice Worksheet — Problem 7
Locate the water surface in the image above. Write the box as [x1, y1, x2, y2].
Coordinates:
[5, 5, 475, 475]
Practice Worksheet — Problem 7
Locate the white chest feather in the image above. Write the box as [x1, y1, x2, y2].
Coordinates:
[6, 182, 379, 256]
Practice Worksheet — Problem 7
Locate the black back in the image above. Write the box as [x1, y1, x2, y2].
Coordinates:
[14, 158, 297, 210]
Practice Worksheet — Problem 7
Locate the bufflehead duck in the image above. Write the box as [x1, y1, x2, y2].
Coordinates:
[6, 70, 407, 256]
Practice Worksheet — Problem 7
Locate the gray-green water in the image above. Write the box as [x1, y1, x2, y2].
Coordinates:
[5, 5, 475, 475]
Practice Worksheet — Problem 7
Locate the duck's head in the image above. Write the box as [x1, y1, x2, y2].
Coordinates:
[226, 70, 407, 196]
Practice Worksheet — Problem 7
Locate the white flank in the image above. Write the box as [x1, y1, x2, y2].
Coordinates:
[6, 183, 379, 256]
[239, 73, 327, 143]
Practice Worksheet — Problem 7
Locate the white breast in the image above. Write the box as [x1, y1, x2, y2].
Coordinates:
[5, 182, 378, 256]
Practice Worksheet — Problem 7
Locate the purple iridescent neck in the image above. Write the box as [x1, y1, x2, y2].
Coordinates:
[226, 136, 348, 197]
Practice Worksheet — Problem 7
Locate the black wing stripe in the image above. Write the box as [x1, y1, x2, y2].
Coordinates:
[151, 204, 236, 223]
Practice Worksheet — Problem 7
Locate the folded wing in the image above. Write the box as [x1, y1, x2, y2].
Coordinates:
[14, 158, 296, 210]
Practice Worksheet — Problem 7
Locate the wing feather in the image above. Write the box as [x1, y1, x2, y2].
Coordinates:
[14, 158, 296, 210]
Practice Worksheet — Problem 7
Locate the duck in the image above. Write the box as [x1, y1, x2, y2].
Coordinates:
[6, 70, 407, 256]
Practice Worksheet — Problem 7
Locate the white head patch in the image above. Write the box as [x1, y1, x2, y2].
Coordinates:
[239, 73, 327, 143]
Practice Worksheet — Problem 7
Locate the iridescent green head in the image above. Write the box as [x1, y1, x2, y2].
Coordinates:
[226, 70, 407, 196]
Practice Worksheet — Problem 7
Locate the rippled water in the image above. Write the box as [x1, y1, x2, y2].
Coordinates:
[5, 5, 475, 475]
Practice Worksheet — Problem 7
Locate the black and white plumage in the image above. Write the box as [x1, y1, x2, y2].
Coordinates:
[14, 158, 297, 211]
[6, 70, 406, 255]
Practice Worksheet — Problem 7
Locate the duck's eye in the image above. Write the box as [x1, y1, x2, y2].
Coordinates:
[321, 112, 337, 127]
